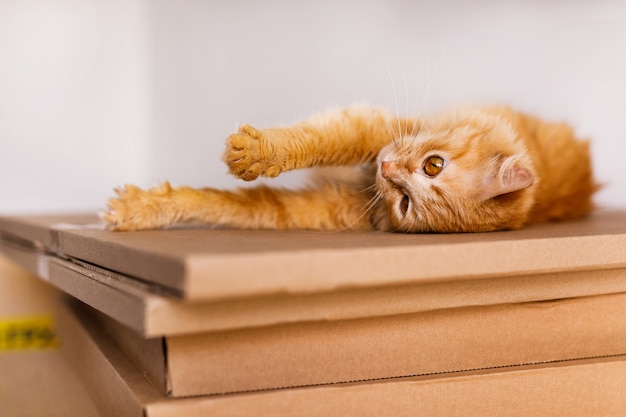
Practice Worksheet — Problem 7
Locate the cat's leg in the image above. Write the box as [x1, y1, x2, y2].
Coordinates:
[224, 107, 417, 181]
[102, 182, 376, 231]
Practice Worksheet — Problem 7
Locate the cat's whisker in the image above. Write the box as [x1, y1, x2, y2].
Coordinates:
[337, 190, 384, 233]
[385, 61, 414, 150]
[364, 194, 384, 223]
[384, 122, 403, 150]
[417, 47, 447, 120]
[384, 63, 404, 143]
[357, 183, 378, 194]
[361, 192, 383, 218]
[412, 121, 422, 139]
[397, 62, 411, 141]
[384, 124, 398, 147]
[407, 133, 420, 150]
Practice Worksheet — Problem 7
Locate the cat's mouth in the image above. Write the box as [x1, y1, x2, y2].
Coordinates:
[399, 194, 410, 216]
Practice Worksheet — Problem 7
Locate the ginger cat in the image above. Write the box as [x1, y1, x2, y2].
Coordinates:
[102, 106, 596, 233]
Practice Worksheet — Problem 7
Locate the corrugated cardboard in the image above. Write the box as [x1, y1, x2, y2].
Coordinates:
[58, 296, 626, 417]
[2, 210, 626, 301]
[3, 211, 626, 337]
[85, 291, 626, 396]
[0, 255, 100, 417]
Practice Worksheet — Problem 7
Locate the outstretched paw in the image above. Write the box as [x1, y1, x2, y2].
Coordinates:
[223, 124, 283, 181]
[101, 183, 175, 231]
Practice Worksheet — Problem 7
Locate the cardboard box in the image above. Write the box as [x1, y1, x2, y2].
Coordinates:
[0, 254, 58, 317]
[2, 210, 626, 302]
[0, 255, 100, 417]
[58, 296, 626, 417]
[5, 246, 626, 337]
[84, 291, 626, 396]
[3, 211, 626, 337]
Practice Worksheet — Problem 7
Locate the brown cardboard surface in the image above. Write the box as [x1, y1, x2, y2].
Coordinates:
[3, 211, 626, 338]
[56, 299, 147, 417]
[0, 255, 100, 417]
[58, 295, 626, 417]
[6, 244, 626, 337]
[0, 350, 102, 417]
[0, 254, 57, 316]
[86, 291, 626, 396]
[2, 210, 626, 301]
[88, 301, 165, 393]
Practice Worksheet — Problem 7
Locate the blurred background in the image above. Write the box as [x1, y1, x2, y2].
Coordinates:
[1, 0, 625, 214]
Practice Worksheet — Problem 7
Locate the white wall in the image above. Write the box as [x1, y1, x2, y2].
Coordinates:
[1, 0, 625, 214]
[0, 0, 151, 213]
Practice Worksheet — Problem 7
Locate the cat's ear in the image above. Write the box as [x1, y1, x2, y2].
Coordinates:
[479, 156, 534, 201]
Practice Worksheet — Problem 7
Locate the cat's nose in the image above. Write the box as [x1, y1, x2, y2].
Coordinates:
[380, 161, 396, 179]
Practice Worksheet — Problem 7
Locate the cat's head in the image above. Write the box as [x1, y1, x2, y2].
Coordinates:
[375, 108, 536, 232]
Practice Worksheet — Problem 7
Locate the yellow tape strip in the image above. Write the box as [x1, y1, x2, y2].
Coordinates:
[0, 316, 59, 351]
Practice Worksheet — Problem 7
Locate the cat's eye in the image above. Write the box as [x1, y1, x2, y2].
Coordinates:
[423, 156, 445, 177]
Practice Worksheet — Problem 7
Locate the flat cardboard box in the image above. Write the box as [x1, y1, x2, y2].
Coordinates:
[58, 295, 626, 417]
[6, 244, 626, 337]
[0, 255, 100, 417]
[84, 291, 626, 396]
[3, 210, 626, 337]
[2, 210, 626, 301]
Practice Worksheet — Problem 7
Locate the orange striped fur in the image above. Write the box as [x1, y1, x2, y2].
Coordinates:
[103, 106, 596, 233]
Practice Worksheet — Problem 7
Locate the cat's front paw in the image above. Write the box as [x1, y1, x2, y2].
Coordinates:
[223, 125, 283, 181]
[101, 183, 175, 231]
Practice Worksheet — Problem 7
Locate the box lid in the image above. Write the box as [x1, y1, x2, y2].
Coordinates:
[2, 210, 626, 301]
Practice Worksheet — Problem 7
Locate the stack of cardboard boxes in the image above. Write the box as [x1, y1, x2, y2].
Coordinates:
[1, 210, 626, 416]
